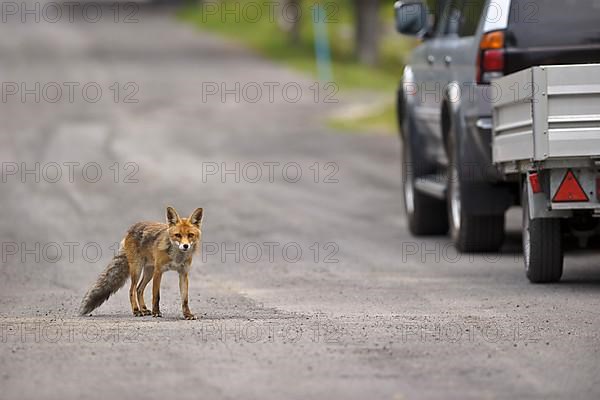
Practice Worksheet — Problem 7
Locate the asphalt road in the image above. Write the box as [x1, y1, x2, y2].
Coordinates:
[1, 3, 599, 400]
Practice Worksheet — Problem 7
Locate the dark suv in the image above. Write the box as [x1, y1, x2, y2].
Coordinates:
[395, 0, 600, 251]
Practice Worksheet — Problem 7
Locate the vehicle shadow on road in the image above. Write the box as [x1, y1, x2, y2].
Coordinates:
[500, 230, 523, 255]
[558, 264, 600, 287]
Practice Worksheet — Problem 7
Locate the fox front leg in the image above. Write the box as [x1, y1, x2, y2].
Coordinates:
[179, 271, 196, 320]
[151, 267, 163, 318]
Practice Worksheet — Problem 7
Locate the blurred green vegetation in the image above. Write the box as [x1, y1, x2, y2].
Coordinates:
[179, 0, 415, 133]
[328, 102, 396, 135]
[179, 0, 414, 90]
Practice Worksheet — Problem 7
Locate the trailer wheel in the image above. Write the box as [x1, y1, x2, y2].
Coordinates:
[401, 114, 448, 236]
[522, 183, 563, 283]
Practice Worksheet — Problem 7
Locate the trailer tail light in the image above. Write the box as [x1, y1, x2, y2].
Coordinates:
[477, 30, 505, 84]
[529, 173, 542, 194]
[553, 170, 589, 202]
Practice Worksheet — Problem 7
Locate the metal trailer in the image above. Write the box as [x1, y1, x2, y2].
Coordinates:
[492, 64, 600, 283]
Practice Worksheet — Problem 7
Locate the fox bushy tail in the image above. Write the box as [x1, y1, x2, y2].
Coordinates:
[79, 250, 129, 316]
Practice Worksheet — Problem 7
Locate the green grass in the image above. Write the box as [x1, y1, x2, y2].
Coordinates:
[178, 0, 413, 132]
[328, 101, 397, 134]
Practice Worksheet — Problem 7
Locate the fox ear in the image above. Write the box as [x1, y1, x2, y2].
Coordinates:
[166, 206, 181, 226]
[189, 208, 204, 227]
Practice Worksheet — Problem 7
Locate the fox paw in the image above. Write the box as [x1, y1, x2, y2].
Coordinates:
[141, 309, 152, 316]
[133, 310, 143, 317]
[152, 311, 162, 318]
[184, 313, 197, 320]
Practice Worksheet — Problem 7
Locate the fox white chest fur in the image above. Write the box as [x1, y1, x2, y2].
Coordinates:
[161, 245, 194, 273]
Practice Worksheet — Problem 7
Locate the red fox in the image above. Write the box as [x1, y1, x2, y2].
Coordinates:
[80, 207, 204, 319]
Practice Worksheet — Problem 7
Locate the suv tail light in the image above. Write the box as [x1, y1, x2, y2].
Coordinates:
[477, 30, 505, 84]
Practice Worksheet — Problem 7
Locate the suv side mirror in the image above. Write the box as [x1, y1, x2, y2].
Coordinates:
[394, 1, 429, 37]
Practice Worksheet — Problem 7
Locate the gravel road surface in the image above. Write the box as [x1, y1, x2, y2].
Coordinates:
[1, 3, 599, 399]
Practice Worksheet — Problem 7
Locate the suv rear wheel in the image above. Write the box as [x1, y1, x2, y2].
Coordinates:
[447, 121, 504, 252]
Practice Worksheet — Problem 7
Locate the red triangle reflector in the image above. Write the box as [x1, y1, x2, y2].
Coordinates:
[552, 170, 589, 202]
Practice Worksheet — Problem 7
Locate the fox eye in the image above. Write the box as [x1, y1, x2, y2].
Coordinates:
[174, 233, 182, 239]
[188, 234, 195, 239]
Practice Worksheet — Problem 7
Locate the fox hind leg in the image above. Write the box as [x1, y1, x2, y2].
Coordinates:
[129, 259, 143, 316]
[136, 265, 153, 316]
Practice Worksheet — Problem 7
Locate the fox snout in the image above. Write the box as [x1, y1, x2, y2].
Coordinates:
[178, 242, 191, 252]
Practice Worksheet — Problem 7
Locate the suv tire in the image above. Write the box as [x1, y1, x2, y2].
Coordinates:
[447, 117, 504, 252]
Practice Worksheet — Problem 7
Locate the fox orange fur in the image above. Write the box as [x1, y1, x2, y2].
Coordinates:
[80, 207, 204, 319]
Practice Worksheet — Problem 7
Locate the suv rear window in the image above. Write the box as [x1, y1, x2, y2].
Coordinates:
[507, 0, 600, 48]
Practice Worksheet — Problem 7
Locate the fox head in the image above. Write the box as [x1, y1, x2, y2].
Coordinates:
[166, 206, 203, 253]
